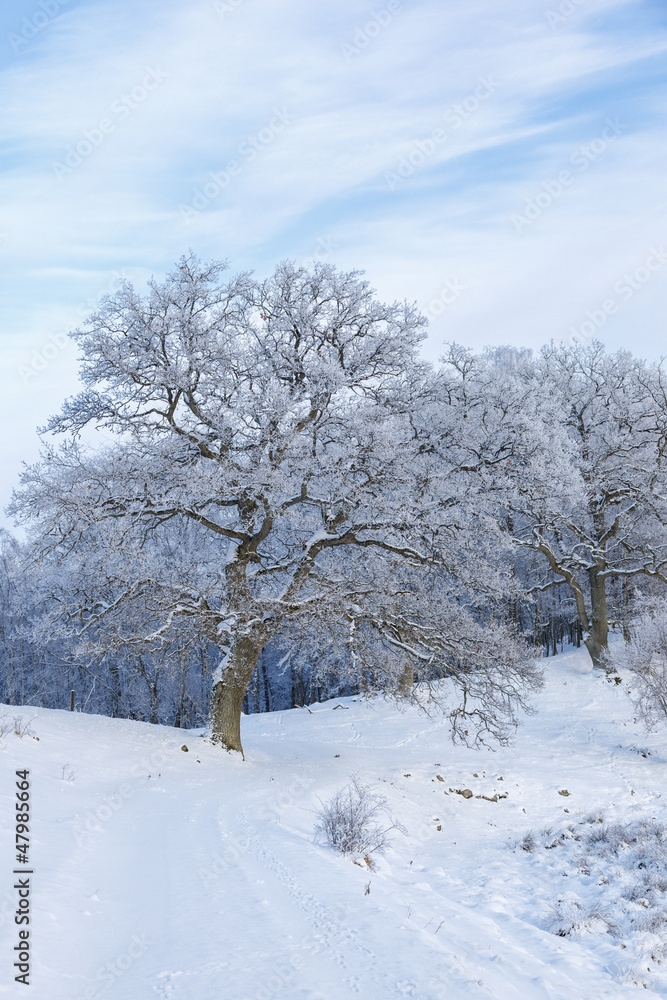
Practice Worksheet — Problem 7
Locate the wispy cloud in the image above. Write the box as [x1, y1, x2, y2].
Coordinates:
[0, 0, 665, 523]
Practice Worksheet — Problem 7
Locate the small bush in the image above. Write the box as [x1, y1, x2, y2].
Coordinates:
[519, 831, 537, 853]
[550, 897, 619, 938]
[13, 716, 37, 739]
[315, 777, 405, 858]
[586, 824, 609, 845]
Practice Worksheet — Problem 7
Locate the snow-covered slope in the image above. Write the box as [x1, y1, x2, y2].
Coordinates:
[1, 648, 666, 999]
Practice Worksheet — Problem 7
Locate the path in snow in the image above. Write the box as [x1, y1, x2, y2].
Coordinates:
[0, 647, 665, 998]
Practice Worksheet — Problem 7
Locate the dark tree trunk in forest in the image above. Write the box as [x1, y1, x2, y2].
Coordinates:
[260, 653, 272, 713]
[621, 568, 631, 643]
[109, 662, 122, 717]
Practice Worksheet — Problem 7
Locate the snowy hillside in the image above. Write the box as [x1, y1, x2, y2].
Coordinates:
[1, 648, 666, 999]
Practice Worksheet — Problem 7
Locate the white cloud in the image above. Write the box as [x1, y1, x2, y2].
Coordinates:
[0, 0, 665, 524]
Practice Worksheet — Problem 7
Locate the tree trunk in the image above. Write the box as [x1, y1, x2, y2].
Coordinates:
[584, 568, 609, 667]
[209, 633, 265, 756]
[397, 662, 414, 697]
[621, 568, 631, 642]
[109, 662, 122, 717]
[551, 590, 558, 656]
[261, 652, 272, 713]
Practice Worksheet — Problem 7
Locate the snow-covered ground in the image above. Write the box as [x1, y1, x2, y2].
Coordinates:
[1, 647, 666, 999]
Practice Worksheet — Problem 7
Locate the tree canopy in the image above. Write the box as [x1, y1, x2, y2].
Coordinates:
[10, 255, 541, 755]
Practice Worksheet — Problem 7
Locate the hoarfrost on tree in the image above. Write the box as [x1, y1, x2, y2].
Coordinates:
[9, 255, 541, 755]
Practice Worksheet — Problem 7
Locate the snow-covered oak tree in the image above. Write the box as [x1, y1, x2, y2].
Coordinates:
[510, 342, 667, 666]
[613, 595, 667, 730]
[10, 256, 540, 754]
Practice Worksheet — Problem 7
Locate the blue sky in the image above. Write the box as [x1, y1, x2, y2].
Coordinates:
[1, 0, 666, 523]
